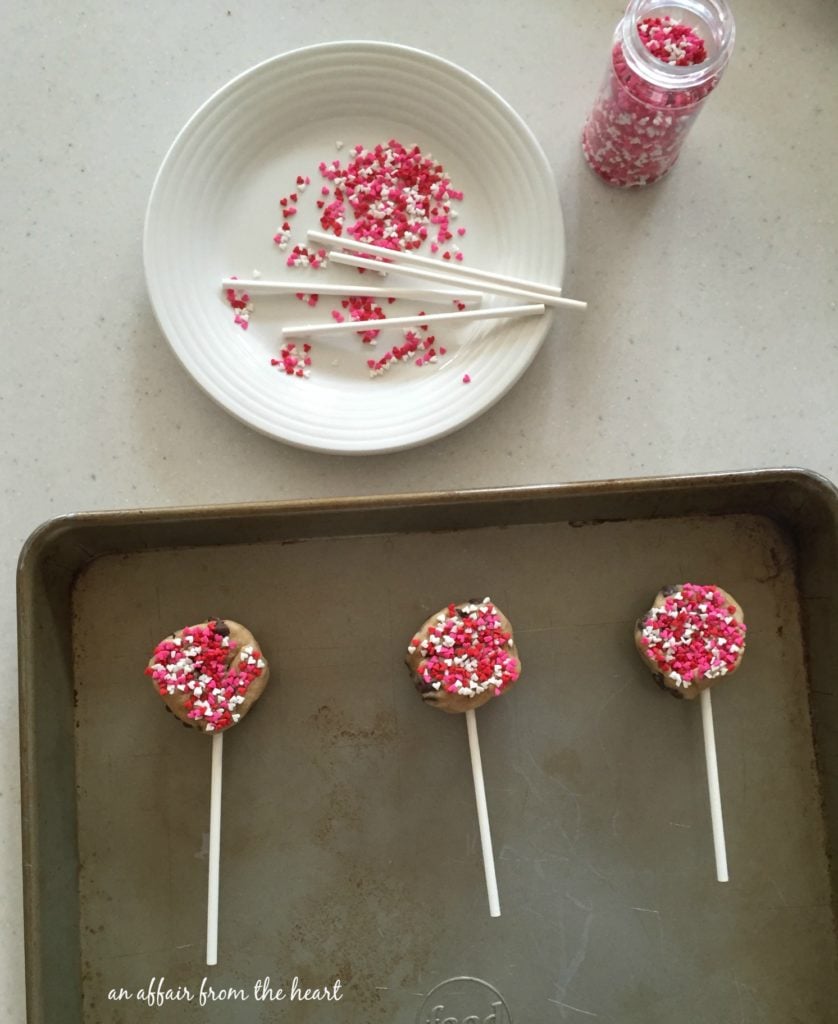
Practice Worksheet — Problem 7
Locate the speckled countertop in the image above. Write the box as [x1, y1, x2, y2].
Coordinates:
[1, 0, 836, 1018]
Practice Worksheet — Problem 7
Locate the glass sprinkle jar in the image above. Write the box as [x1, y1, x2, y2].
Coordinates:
[582, 0, 735, 187]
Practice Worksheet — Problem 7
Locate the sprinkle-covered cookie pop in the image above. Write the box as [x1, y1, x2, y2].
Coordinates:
[146, 618, 270, 965]
[405, 599, 521, 714]
[634, 584, 747, 882]
[146, 618, 269, 731]
[405, 598, 521, 917]
[635, 584, 746, 699]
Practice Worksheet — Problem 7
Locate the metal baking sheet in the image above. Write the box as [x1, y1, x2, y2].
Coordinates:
[18, 471, 838, 1022]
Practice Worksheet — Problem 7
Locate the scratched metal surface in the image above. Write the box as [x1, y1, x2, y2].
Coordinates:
[70, 514, 838, 1023]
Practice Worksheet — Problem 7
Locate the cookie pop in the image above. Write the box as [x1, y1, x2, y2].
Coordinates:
[406, 598, 521, 916]
[146, 618, 269, 964]
[635, 584, 746, 881]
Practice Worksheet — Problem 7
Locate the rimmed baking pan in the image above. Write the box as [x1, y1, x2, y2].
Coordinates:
[18, 470, 838, 1022]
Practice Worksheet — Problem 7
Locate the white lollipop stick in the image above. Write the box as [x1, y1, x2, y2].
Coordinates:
[465, 709, 501, 917]
[307, 228, 567, 297]
[281, 303, 544, 339]
[327, 251, 587, 311]
[206, 731, 224, 964]
[700, 689, 728, 883]
[221, 277, 483, 305]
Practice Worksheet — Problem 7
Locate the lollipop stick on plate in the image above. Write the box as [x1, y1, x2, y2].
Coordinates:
[221, 277, 483, 306]
[307, 228, 570, 299]
[281, 303, 545, 340]
[146, 618, 270, 963]
[325, 250, 588, 311]
[635, 584, 746, 882]
[405, 598, 522, 917]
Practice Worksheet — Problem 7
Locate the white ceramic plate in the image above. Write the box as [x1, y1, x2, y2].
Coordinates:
[144, 41, 564, 454]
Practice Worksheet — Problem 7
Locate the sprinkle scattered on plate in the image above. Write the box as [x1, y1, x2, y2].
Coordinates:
[144, 41, 564, 454]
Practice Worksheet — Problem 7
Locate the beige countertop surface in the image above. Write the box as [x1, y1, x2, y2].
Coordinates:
[2, 0, 836, 1018]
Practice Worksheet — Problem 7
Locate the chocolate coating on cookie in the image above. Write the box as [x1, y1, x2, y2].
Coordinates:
[146, 618, 269, 732]
[405, 598, 521, 714]
[635, 584, 746, 700]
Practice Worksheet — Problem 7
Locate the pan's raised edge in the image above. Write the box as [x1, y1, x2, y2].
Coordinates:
[18, 515, 87, 1024]
[9, 468, 838, 544]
